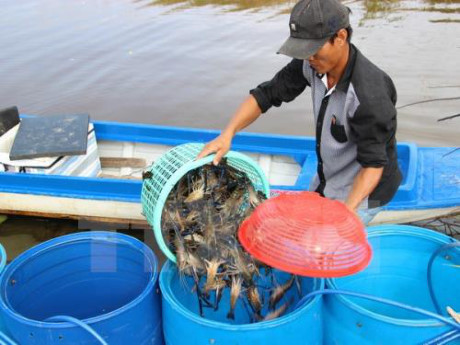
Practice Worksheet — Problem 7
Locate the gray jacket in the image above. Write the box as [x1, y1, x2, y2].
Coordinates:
[250, 44, 402, 208]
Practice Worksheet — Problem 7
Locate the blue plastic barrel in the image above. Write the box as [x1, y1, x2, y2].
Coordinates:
[0, 243, 6, 275]
[0, 241, 6, 334]
[160, 260, 323, 345]
[324, 225, 460, 345]
[0, 231, 163, 344]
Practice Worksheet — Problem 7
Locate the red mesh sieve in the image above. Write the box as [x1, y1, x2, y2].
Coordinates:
[238, 192, 372, 278]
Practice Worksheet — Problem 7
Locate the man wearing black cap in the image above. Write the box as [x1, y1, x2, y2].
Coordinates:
[197, 0, 402, 220]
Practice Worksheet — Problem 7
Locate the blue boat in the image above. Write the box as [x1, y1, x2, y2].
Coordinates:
[0, 118, 458, 225]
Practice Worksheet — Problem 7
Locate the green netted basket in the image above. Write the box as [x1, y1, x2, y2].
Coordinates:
[141, 143, 270, 262]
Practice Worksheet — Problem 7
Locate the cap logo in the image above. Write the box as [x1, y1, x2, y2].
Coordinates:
[290, 23, 297, 31]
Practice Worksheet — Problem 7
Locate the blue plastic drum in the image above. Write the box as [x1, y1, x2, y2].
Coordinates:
[0, 242, 6, 275]
[324, 225, 460, 345]
[0, 231, 163, 344]
[0, 241, 6, 335]
[160, 260, 324, 345]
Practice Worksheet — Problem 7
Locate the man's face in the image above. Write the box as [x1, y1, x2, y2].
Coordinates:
[307, 38, 343, 74]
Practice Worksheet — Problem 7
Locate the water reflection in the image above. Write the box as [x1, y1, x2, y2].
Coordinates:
[148, 0, 296, 11]
[425, 0, 460, 3]
[429, 18, 460, 21]
[359, 0, 400, 23]
[146, 0, 460, 24]
[343, 0, 460, 24]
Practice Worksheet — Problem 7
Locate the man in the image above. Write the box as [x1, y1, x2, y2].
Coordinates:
[197, 0, 402, 220]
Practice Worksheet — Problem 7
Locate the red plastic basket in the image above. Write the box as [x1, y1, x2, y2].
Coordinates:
[238, 192, 372, 278]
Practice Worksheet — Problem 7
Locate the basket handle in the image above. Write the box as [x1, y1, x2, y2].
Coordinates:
[45, 315, 108, 345]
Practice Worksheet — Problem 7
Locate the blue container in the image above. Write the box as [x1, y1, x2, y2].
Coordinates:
[324, 225, 460, 345]
[0, 231, 163, 345]
[0, 241, 6, 334]
[0, 243, 6, 274]
[160, 260, 323, 345]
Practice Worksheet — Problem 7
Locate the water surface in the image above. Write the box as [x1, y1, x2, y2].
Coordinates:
[0, 0, 459, 146]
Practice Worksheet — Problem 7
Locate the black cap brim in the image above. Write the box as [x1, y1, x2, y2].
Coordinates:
[277, 36, 329, 60]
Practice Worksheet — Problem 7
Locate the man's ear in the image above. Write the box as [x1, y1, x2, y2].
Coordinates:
[337, 28, 348, 46]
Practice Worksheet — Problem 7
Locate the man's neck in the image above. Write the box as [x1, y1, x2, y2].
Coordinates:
[327, 44, 350, 89]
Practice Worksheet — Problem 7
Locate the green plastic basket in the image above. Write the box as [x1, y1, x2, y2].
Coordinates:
[141, 143, 270, 262]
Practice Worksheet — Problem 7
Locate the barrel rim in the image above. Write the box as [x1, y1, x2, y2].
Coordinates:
[159, 260, 324, 330]
[0, 231, 159, 328]
[326, 224, 458, 328]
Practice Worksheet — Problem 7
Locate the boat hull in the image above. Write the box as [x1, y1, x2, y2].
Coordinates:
[0, 119, 458, 224]
[1, 191, 458, 226]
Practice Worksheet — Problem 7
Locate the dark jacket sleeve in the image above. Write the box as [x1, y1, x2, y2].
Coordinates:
[249, 59, 309, 113]
[350, 74, 398, 167]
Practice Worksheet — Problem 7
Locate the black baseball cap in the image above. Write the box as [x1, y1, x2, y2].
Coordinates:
[277, 0, 350, 59]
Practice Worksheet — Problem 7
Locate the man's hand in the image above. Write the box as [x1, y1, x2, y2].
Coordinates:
[196, 95, 263, 165]
[345, 167, 384, 210]
[196, 132, 233, 165]
[344, 202, 358, 215]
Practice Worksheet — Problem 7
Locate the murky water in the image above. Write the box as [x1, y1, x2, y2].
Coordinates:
[0, 0, 459, 147]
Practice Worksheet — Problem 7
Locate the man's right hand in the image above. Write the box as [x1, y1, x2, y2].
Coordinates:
[196, 132, 233, 165]
[196, 95, 262, 165]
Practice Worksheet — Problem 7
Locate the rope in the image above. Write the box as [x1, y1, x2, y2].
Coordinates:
[426, 242, 460, 315]
[45, 315, 108, 345]
[397, 97, 460, 109]
[295, 289, 460, 331]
